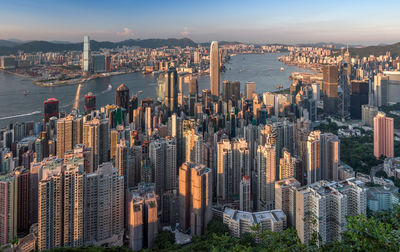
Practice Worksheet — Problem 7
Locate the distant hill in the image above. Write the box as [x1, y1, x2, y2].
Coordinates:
[349, 42, 400, 58]
[0, 38, 198, 56]
[297, 42, 361, 49]
[0, 39, 21, 47]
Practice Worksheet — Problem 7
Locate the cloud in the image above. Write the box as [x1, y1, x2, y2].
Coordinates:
[181, 26, 190, 36]
[116, 27, 133, 36]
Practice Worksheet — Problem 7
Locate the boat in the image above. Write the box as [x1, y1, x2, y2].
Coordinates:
[107, 84, 112, 90]
[280, 67, 284, 71]
[24, 90, 30, 96]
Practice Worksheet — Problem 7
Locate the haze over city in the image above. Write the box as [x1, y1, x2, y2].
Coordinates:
[1, 0, 400, 44]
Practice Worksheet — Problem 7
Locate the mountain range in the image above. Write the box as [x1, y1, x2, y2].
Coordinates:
[0, 38, 399, 58]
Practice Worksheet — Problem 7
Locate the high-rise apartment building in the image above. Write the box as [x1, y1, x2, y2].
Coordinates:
[56, 115, 82, 158]
[256, 144, 276, 211]
[275, 178, 300, 227]
[127, 183, 159, 250]
[149, 138, 176, 195]
[374, 112, 394, 158]
[217, 138, 232, 201]
[179, 162, 212, 236]
[83, 118, 109, 170]
[210, 41, 220, 98]
[239, 175, 251, 212]
[279, 149, 296, 180]
[0, 174, 17, 245]
[296, 180, 366, 245]
[306, 131, 321, 185]
[320, 133, 340, 181]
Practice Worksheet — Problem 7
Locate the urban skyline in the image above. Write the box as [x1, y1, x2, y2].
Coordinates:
[1, 0, 400, 44]
[1, 2, 400, 251]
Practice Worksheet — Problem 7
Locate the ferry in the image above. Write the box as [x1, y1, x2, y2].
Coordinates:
[107, 84, 112, 90]
[280, 67, 284, 71]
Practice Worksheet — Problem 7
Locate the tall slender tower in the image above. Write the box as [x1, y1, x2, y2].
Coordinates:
[165, 67, 178, 114]
[83, 35, 90, 73]
[210, 41, 219, 98]
[256, 144, 276, 211]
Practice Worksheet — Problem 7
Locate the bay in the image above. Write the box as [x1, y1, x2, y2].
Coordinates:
[0, 53, 310, 127]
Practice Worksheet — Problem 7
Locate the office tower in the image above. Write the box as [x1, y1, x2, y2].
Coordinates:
[165, 67, 178, 114]
[311, 83, 320, 102]
[275, 178, 300, 227]
[179, 162, 212, 236]
[194, 51, 200, 64]
[127, 145, 142, 188]
[83, 35, 90, 73]
[63, 162, 85, 247]
[85, 162, 124, 246]
[38, 165, 63, 250]
[374, 112, 394, 158]
[279, 149, 296, 180]
[91, 54, 105, 73]
[84, 92, 96, 114]
[110, 129, 118, 161]
[0, 175, 17, 244]
[128, 96, 138, 123]
[149, 138, 176, 195]
[245, 81, 256, 100]
[217, 139, 232, 201]
[145, 106, 152, 136]
[373, 73, 388, 106]
[296, 180, 366, 245]
[210, 41, 220, 98]
[361, 105, 378, 127]
[15, 168, 29, 234]
[115, 84, 130, 110]
[83, 118, 109, 169]
[239, 175, 251, 211]
[256, 144, 276, 211]
[44, 98, 59, 123]
[222, 80, 240, 105]
[350, 80, 369, 119]
[381, 71, 400, 105]
[306, 131, 321, 185]
[322, 65, 338, 114]
[189, 78, 198, 116]
[223, 208, 286, 238]
[56, 115, 82, 158]
[320, 133, 340, 181]
[105, 55, 112, 72]
[127, 183, 159, 250]
[232, 138, 250, 197]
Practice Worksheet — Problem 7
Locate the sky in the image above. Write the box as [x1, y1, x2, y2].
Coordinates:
[1, 0, 400, 45]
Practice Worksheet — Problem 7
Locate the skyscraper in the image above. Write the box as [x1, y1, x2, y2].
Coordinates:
[217, 138, 232, 201]
[83, 35, 90, 73]
[0, 175, 17, 245]
[210, 41, 220, 98]
[115, 84, 130, 110]
[256, 144, 276, 211]
[279, 149, 296, 180]
[84, 92, 96, 114]
[178, 162, 212, 236]
[165, 67, 178, 114]
[239, 175, 251, 212]
[374, 112, 394, 158]
[44, 98, 59, 123]
[274, 178, 300, 227]
[245, 81, 256, 100]
[306, 131, 321, 185]
[83, 118, 109, 169]
[320, 133, 340, 181]
[222, 80, 240, 105]
[56, 115, 82, 158]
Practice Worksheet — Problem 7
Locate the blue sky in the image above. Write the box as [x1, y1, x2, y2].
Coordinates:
[1, 0, 400, 45]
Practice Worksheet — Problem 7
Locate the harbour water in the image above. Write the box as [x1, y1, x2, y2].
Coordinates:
[0, 53, 311, 127]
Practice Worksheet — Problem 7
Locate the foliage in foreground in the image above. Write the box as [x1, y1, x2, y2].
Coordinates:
[45, 207, 400, 252]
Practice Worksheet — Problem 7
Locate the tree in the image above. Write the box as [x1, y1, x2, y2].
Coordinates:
[153, 230, 178, 250]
